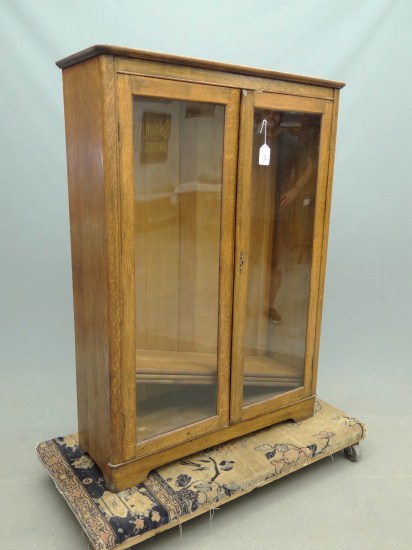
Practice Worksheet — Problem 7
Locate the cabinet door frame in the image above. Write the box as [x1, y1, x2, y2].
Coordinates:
[230, 90, 334, 423]
[116, 74, 240, 458]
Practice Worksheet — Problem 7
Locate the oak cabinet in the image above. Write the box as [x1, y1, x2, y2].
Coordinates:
[57, 45, 343, 491]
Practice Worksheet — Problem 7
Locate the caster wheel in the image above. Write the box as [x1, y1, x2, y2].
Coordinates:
[344, 444, 361, 462]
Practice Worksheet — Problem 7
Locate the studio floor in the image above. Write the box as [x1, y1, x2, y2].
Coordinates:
[1, 353, 411, 550]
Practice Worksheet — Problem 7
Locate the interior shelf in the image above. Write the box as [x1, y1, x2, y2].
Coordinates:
[136, 349, 301, 386]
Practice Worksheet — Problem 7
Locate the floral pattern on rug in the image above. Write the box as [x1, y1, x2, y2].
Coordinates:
[36, 399, 367, 550]
[254, 430, 335, 476]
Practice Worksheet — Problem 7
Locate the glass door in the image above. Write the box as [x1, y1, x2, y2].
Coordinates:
[117, 75, 239, 454]
[231, 90, 333, 422]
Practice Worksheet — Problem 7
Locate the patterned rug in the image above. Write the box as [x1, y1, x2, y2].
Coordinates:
[36, 399, 366, 549]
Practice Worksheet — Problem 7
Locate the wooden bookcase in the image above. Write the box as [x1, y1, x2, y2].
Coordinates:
[57, 45, 343, 491]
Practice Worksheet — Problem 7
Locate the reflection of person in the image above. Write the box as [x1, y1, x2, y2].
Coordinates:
[264, 113, 314, 325]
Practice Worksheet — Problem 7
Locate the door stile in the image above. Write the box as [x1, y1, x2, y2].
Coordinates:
[230, 90, 255, 423]
[116, 74, 139, 461]
[216, 88, 241, 426]
[308, 97, 338, 395]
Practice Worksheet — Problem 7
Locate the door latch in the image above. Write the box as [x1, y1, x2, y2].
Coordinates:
[239, 251, 245, 273]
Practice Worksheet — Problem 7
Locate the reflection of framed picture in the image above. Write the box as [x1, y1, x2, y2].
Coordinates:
[185, 103, 215, 118]
[140, 112, 171, 164]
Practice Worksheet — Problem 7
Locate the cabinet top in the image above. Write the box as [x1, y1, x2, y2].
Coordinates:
[56, 44, 345, 90]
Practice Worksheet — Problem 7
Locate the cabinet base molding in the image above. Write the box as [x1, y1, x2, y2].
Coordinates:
[106, 394, 315, 491]
[37, 398, 366, 550]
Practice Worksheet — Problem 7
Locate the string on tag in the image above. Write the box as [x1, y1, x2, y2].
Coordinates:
[259, 119, 268, 144]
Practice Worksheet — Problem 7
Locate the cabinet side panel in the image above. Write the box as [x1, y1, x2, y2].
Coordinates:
[62, 58, 112, 472]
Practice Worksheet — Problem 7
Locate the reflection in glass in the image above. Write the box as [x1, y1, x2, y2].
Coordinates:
[133, 97, 224, 441]
[243, 109, 321, 406]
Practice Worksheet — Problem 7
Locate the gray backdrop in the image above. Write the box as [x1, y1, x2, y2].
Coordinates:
[1, 1, 411, 548]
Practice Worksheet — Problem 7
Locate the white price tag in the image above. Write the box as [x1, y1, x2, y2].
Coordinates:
[259, 144, 271, 166]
